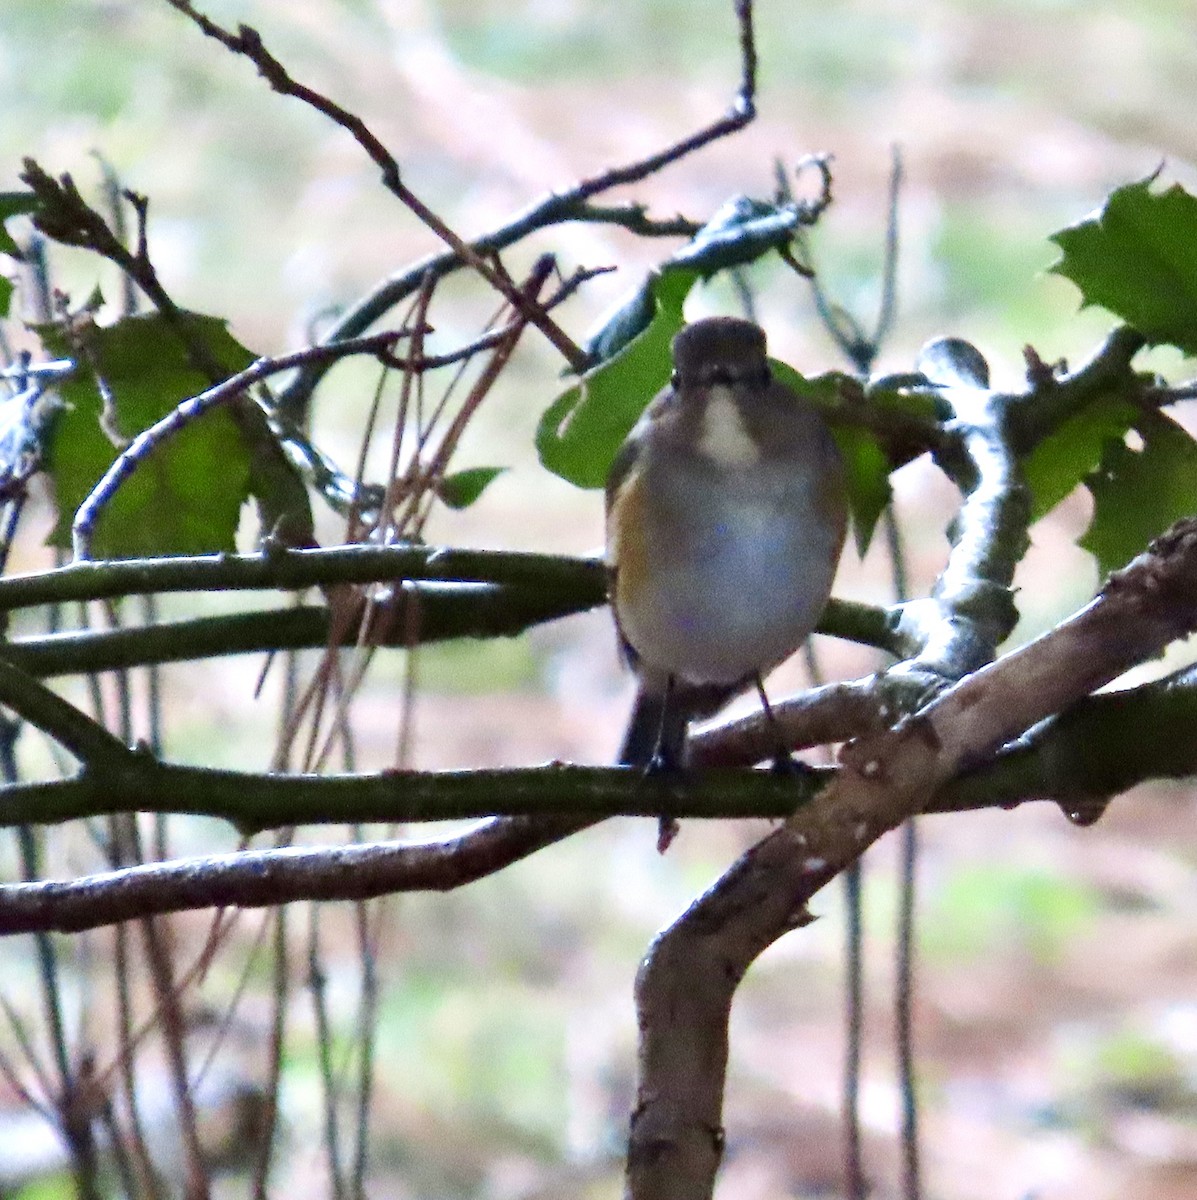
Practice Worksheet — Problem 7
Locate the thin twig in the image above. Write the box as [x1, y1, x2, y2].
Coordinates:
[253, 908, 289, 1199]
[884, 505, 921, 1200]
[159, 0, 586, 370]
[0, 657, 134, 767]
[265, 0, 758, 416]
[308, 907, 347, 1200]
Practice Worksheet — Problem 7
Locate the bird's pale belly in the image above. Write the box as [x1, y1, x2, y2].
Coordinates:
[621, 490, 837, 686]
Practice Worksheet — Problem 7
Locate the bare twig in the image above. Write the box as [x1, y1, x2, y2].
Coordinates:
[265, 0, 758, 417]
[0, 814, 595, 934]
[308, 908, 347, 1200]
[0, 657, 133, 767]
[159, 0, 587, 369]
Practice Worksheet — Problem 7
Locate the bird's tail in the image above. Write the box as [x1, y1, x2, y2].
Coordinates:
[618, 686, 686, 767]
[617, 680, 740, 768]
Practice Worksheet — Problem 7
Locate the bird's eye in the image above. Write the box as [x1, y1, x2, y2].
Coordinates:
[670, 370, 680, 387]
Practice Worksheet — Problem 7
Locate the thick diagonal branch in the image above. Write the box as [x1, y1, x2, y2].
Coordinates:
[625, 518, 1197, 1200]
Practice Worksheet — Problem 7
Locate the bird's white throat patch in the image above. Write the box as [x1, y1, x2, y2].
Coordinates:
[699, 385, 760, 467]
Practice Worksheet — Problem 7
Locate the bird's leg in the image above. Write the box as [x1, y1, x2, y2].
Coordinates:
[645, 675, 685, 775]
[648, 676, 683, 851]
[755, 674, 809, 778]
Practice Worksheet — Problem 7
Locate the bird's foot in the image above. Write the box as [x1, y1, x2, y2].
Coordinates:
[656, 815, 680, 855]
[639, 749, 685, 852]
[770, 752, 816, 780]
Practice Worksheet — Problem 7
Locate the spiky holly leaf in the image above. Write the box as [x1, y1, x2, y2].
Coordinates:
[1050, 176, 1197, 356]
[1022, 393, 1140, 522]
[40, 311, 254, 558]
[1079, 410, 1197, 576]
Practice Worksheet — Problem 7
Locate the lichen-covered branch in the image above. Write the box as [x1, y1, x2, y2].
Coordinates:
[625, 518, 1197, 1200]
[891, 337, 1030, 681]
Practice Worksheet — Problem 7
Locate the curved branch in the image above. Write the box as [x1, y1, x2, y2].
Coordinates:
[626, 519, 1197, 1200]
[1009, 325, 1147, 447]
[892, 337, 1031, 679]
[690, 672, 928, 767]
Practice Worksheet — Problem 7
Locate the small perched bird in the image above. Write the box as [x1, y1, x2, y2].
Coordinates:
[605, 316, 848, 836]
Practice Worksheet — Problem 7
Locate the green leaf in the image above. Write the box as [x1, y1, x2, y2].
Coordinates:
[0, 190, 38, 257]
[1022, 393, 1139, 522]
[834, 425, 892, 558]
[1050, 176, 1197, 356]
[39, 311, 255, 558]
[437, 465, 506, 509]
[537, 267, 697, 488]
[0, 276, 12, 318]
[1079, 410, 1197, 575]
[771, 363, 892, 558]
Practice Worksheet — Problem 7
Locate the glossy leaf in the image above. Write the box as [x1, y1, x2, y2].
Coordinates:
[537, 268, 697, 488]
[1022, 393, 1140, 522]
[0, 191, 38, 257]
[1080, 410, 1197, 575]
[1050, 176, 1197, 356]
[834, 424, 892, 558]
[438, 466, 506, 509]
[40, 311, 254, 558]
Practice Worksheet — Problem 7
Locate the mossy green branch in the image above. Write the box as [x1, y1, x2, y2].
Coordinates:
[1, 666, 1192, 834]
[0, 763, 828, 834]
[0, 545, 602, 611]
[0, 547, 901, 676]
[934, 662, 1197, 816]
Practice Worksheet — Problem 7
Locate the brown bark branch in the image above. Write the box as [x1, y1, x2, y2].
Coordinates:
[625, 517, 1197, 1200]
[0, 815, 593, 936]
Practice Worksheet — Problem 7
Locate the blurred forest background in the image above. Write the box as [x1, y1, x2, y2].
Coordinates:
[3, 1, 1197, 1197]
